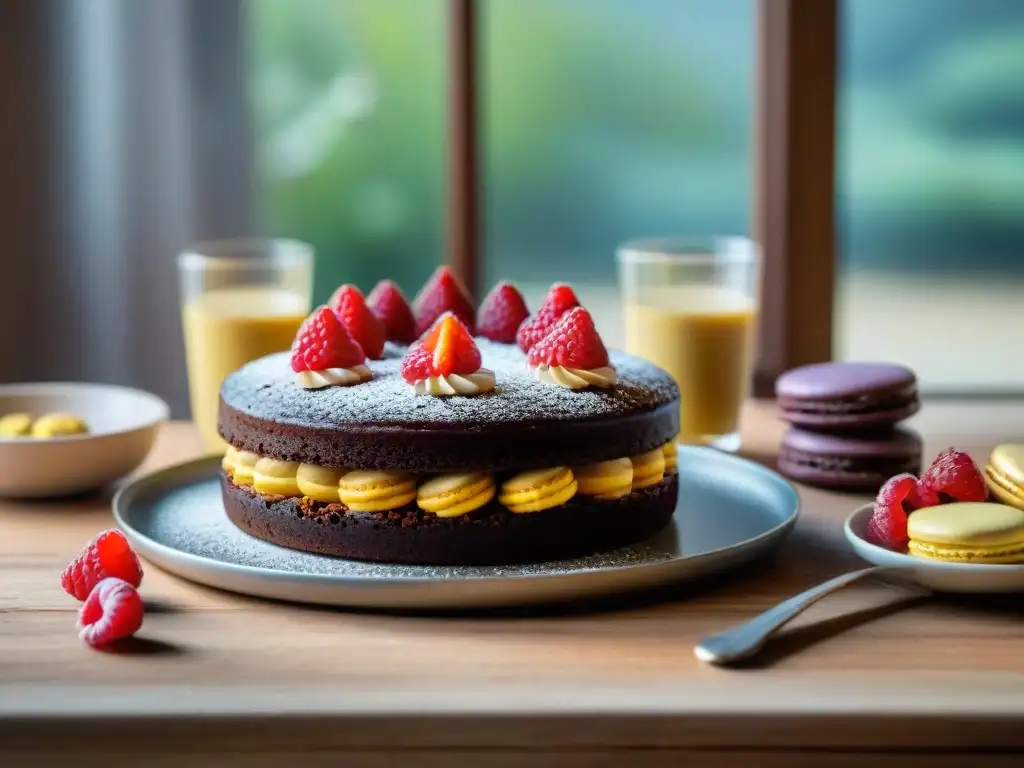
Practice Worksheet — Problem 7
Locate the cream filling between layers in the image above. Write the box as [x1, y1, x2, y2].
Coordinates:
[253, 458, 302, 496]
[224, 449, 674, 512]
[231, 450, 261, 486]
[410, 369, 496, 396]
[530, 365, 617, 390]
[295, 365, 372, 390]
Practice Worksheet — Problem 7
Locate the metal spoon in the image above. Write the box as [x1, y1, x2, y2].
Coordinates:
[694, 566, 906, 665]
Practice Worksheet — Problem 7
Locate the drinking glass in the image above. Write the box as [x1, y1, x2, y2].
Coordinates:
[617, 237, 760, 453]
[178, 238, 314, 452]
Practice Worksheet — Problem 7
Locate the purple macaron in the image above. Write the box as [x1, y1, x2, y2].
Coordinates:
[777, 426, 923, 492]
[775, 362, 920, 431]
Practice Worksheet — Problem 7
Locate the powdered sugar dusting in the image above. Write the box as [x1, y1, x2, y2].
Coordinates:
[144, 478, 678, 580]
[221, 340, 677, 429]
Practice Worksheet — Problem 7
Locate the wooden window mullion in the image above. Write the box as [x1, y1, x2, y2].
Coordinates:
[752, 0, 839, 396]
[447, 0, 480, 299]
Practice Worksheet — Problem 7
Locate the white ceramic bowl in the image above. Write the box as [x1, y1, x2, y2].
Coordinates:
[0, 382, 170, 498]
[844, 503, 1024, 593]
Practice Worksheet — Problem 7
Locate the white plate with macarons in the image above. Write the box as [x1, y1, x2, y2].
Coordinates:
[0, 382, 169, 498]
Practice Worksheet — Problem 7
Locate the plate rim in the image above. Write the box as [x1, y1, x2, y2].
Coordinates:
[112, 445, 800, 590]
[844, 503, 1024, 573]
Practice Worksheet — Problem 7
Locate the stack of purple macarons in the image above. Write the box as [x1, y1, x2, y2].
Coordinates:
[774, 362, 922, 493]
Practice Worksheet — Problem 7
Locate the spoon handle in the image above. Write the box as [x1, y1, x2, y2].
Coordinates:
[694, 566, 888, 665]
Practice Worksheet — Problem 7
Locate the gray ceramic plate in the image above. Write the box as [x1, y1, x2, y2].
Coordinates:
[113, 446, 799, 609]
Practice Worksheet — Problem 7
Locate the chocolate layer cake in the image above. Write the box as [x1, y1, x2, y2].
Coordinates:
[218, 339, 680, 566]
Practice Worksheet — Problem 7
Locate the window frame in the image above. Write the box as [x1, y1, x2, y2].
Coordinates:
[446, 0, 839, 396]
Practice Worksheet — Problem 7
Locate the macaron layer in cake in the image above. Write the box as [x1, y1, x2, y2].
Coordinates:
[222, 471, 678, 566]
[217, 279, 681, 565]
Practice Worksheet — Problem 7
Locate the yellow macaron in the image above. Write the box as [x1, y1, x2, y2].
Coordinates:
[984, 444, 1024, 511]
[296, 464, 345, 503]
[221, 445, 239, 476]
[417, 473, 495, 518]
[30, 412, 89, 438]
[572, 459, 633, 500]
[338, 470, 417, 512]
[661, 439, 678, 472]
[498, 467, 577, 514]
[630, 449, 666, 490]
[0, 413, 33, 438]
[906, 502, 1024, 564]
[252, 458, 301, 497]
[231, 451, 261, 486]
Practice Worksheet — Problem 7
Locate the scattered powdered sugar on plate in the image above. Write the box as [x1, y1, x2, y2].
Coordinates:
[141, 478, 679, 580]
[220, 339, 678, 429]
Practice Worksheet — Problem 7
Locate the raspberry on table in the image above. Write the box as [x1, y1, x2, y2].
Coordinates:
[367, 279, 417, 343]
[329, 284, 386, 359]
[290, 307, 366, 373]
[866, 472, 917, 549]
[918, 447, 987, 504]
[527, 307, 609, 371]
[77, 577, 145, 648]
[61, 528, 143, 601]
[477, 281, 530, 344]
[516, 282, 579, 352]
[411, 266, 476, 336]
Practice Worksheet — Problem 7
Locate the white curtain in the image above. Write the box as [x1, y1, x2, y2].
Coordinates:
[0, 0, 256, 417]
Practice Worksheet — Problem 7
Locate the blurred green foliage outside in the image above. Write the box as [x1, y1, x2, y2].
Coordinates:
[249, 0, 1024, 304]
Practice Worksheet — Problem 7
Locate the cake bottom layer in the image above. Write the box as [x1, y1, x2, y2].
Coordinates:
[221, 472, 678, 566]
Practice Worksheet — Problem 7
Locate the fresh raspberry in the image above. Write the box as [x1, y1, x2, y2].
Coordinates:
[906, 482, 941, 511]
[400, 311, 481, 383]
[477, 281, 530, 343]
[917, 447, 987, 504]
[527, 307, 609, 370]
[367, 279, 417, 343]
[399, 344, 434, 383]
[516, 283, 579, 352]
[290, 307, 366, 373]
[328, 284, 386, 359]
[866, 473, 917, 549]
[77, 578, 144, 648]
[61, 528, 143, 601]
[411, 266, 475, 336]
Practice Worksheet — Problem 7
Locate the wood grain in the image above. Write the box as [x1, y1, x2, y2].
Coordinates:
[2, 401, 1024, 763]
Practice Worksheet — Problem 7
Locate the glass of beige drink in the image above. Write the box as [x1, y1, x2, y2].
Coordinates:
[178, 238, 314, 453]
[617, 237, 759, 453]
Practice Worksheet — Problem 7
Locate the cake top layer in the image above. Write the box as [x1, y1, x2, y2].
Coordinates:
[221, 340, 678, 431]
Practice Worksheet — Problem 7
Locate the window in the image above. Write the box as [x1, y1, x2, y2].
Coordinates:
[836, 0, 1024, 394]
[249, 0, 754, 351]
[483, 0, 754, 349]
[249, 0, 447, 306]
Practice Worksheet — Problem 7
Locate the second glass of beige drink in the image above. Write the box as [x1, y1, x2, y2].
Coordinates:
[617, 238, 759, 453]
[179, 238, 314, 453]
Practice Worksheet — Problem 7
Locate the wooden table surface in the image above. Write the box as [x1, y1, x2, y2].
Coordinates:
[3, 400, 1024, 766]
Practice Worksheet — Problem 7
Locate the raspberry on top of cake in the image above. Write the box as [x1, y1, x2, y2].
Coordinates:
[328, 284, 386, 359]
[516, 282, 580, 353]
[400, 312, 495, 396]
[477, 281, 530, 344]
[527, 307, 617, 390]
[290, 306, 371, 390]
[411, 265, 476, 336]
